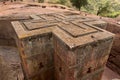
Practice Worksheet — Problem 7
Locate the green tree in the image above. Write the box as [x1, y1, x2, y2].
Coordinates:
[70, 0, 88, 10]
[83, 0, 120, 17]
[38, 0, 44, 3]
[58, 0, 67, 5]
[96, 1, 112, 15]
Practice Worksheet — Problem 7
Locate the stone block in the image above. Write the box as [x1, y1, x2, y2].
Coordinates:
[12, 12, 114, 80]
[53, 24, 114, 80]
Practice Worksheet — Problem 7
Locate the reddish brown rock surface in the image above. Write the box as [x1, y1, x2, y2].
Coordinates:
[0, 2, 119, 80]
[12, 11, 114, 80]
[0, 2, 69, 46]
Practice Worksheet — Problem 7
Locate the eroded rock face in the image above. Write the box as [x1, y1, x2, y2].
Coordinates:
[12, 11, 114, 80]
[0, 46, 23, 80]
[0, 19, 37, 47]
[106, 23, 120, 75]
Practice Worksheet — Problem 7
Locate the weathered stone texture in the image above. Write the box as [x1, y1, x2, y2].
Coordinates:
[0, 20, 16, 46]
[106, 23, 120, 75]
[0, 16, 31, 47]
[53, 32, 113, 80]
[0, 46, 23, 80]
[31, 12, 107, 29]
[22, 34, 54, 80]
[12, 11, 114, 80]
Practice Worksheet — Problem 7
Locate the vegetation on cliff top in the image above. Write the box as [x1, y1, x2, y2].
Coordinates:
[82, 0, 120, 18]
[45, 0, 120, 18]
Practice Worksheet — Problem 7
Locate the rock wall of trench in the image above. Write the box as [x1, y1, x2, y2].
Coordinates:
[106, 23, 120, 75]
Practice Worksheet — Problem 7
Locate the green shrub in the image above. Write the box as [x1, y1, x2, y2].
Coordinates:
[70, 0, 88, 10]
[105, 12, 120, 18]
[38, 0, 44, 3]
[48, 0, 72, 7]
[81, 0, 120, 18]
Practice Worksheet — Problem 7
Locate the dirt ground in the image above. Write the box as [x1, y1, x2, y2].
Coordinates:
[0, 1, 69, 17]
[102, 67, 120, 80]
